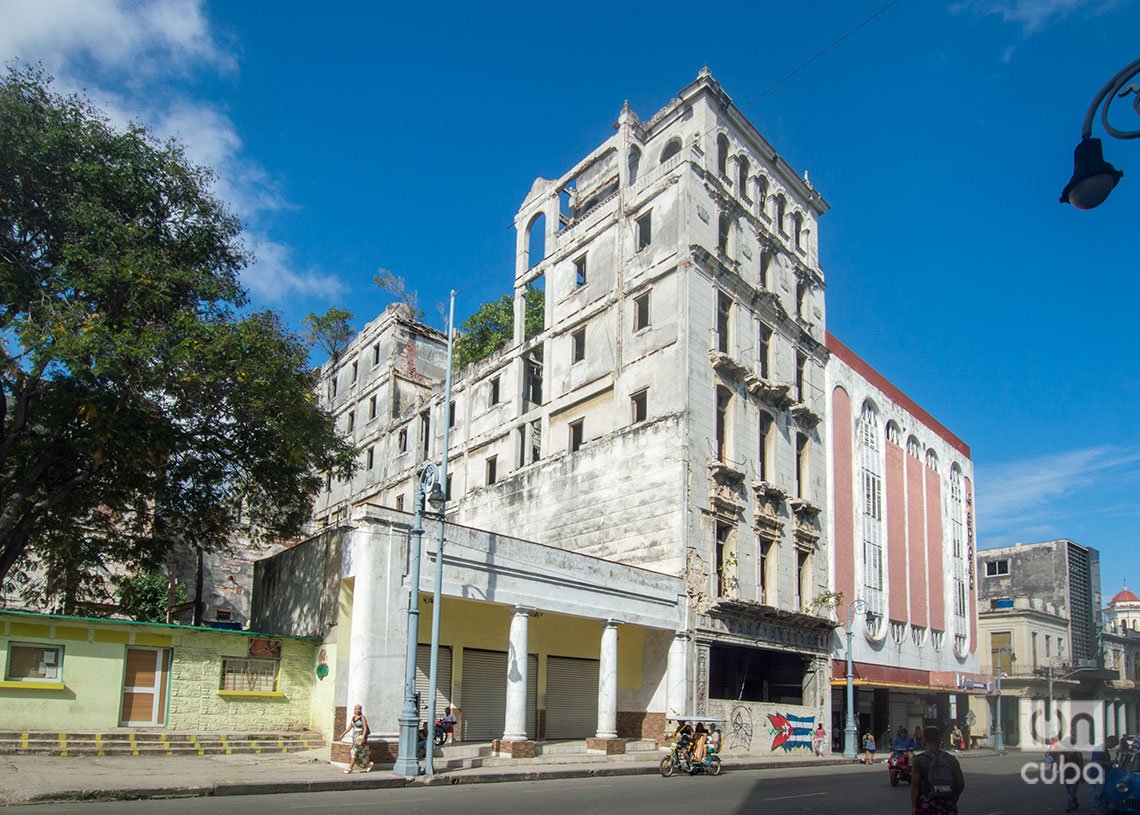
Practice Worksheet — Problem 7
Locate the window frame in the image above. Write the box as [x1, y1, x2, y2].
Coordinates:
[219, 656, 280, 693]
[568, 418, 584, 453]
[985, 560, 1010, 577]
[635, 211, 652, 251]
[5, 642, 63, 683]
[630, 388, 648, 424]
[633, 291, 651, 332]
[571, 327, 586, 364]
[573, 255, 587, 289]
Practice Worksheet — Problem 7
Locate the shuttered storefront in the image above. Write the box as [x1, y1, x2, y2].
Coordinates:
[460, 649, 537, 741]
[544, 656, 599, 739]
[415, 644, 453, 716]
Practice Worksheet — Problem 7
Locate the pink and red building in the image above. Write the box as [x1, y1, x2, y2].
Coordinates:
[826, 332, 984, 743]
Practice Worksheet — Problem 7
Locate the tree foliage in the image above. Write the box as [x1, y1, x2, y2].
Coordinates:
[0, 66, 356, 591]
[374, 268, 423, 321]
[117, 571, 185, 623]
[302, 307, 355, 362]
[453, 286, 544, 369]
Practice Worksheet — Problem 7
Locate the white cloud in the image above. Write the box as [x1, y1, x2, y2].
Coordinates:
[950, 0, 1118, 34]
[0, 0, 337, 304]
[977, 445, 1140, 533]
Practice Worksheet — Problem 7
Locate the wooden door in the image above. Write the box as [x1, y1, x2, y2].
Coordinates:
[120, 647, 171, 727]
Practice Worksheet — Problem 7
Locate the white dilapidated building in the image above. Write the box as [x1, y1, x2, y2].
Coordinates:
[261, 69, 869, 761]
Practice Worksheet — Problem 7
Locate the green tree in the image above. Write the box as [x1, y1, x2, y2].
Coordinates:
[0, 66, 356, 589]
[117, 572, 186, 623]
[302, 307, 355, 362]
[453, 286, 544, 369]
[374, 268, 423, 321]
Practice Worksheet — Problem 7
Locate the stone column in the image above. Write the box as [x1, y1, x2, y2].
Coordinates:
[503, 606, 533, 743]
[346, 526, 389, 726]
[666, 631, 689, 718]
[596, 620, 620, 739]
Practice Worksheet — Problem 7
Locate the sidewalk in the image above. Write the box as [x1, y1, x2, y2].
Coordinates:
[0, 747, 1000, 805]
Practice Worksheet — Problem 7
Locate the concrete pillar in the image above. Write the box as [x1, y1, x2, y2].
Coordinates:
[666, 632, 689, 717]
[345, 524, 403, 736]
[504, 606, 533, 741]
[596, 620, 621, 739]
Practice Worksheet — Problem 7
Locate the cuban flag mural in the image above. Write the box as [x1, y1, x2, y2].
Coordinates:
[767, 712, 814, 751]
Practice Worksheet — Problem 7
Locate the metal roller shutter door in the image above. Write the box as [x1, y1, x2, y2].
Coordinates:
[460, 649, 537, 741]
[545, 656, 599, 739]
[415, 645, 453, 716]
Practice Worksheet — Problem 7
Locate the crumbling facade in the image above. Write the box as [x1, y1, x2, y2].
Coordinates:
[310, 70, 838, 740]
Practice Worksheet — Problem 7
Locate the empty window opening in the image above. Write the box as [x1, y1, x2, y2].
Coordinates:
[331, 375, 338, 399]
[709, 645, 804, 705]
[797, 550, 811, 607]
[574, 255, 587, 288]
[448, 400, 456, 428]
[398, 427, 408, 453]
[758, 323, 772, 378]
[795, 433, 809, 498]
[759, 540, 774, 605]
[420, 411, 430, 458]
[792, 212, 805, 250]
[445, 474, 453, 501]
[569, 419, 584, 453]
[351, 361, 358, 382]
[395, 494, 404, 511]
[756, 176, 769, 215]
[634, 291, 651, 331]
[628, 146, 642, 185]
[572, 326, 586, 363]
[716, 133, 730, 178]
[489, 376, 501, 406]
[759, 246, 772, 289]
[758, 412, 774, 481]
[716, 292, 732, 354]
[776, 196, 787, 236]
[373, 343, 380, 366]
[636, 211, 652, 251]
[516, 426, 527, 468]
[795, 351, 807, 402]
[717, 212, 731, 256]
[631, 389, 648, 424]
[660, 137, 682, 162]
[366, 446, 374, 469]
[522, 278, 545, 340]
[530, 419, 541, 462]
[715, 521, 732, 596]
[346, 409, 355, 432]
[715, 386, 731, 462]
[796, 279, 809, 319]
[215, 609, 233, 622]
[486, 455, 498, 486]
[526, 212, 546, 268]
[558, 178, 576, 228]
[369, 395, 377, 420]
[738, 156, 750, 199]
[524, 352, 543, 405]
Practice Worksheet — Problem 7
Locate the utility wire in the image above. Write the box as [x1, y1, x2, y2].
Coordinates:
[744, 0, 902, 106]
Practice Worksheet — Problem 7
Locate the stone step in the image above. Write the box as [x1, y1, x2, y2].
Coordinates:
[0, 731, 321, 743]
[0, 743, 321, 757]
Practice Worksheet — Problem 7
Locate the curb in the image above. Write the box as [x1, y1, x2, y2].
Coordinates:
[14, 751, 1001, 804]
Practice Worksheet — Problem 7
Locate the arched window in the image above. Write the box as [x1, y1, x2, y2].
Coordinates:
[859, 401, 884, 615]
[796, 278, 809, 319]
[950, 464, 968, 630]
[886, 421, 902, 445]
[925, 449, 939, 471]
[716, 133, 729, 177]
[738, 156, 750, 199]
[717, 212, 731, 256]
[792, 212, 804, 249]
[906, 437, 922, 459]
[526, 212, 546, 268]
[775, 195, 787, 236]
[660, 137, 682, 163]
[628, 146, 642, 185]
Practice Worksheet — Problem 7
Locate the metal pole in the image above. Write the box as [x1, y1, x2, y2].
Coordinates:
[394, 469, 431, 776]
[424, 290, 456, 775]
[844, 599, 865, 760]
[994, 668, 1004, 753]
[1046, 666, 1053, 726]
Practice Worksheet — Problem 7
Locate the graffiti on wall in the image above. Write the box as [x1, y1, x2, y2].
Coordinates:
[767, 712, 815, 751]
[729, 705, 754, 750]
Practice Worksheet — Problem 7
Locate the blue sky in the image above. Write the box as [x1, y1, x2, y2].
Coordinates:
[3, 0, 1137, 600]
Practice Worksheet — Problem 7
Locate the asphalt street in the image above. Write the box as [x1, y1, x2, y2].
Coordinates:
[5, 753, 1076, 815]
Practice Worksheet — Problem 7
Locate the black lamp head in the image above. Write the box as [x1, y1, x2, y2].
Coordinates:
[1061, 136, 1123, 209]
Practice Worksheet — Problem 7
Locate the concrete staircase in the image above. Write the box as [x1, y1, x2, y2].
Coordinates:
[430, 738, 663, 771]
[0, 730, 326, 757]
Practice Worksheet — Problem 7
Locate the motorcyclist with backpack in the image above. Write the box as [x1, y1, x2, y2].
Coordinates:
[911, 725, 965, 815]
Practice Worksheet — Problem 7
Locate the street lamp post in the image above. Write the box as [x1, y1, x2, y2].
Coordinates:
[423, 290, 456, 776]
[844, 598, 870, 760]
[1061, 57, 1140, 209]
[993, 643, 1014, 753]
[394, 465, 443, 777]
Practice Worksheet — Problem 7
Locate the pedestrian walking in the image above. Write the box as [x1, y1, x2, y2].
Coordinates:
[1060, 738, 1084, 813]
[813, 722, 827, 757]
[911, 725, 965, 815]
[862, 731, 876, 765]
[950, 723, 964, 752]
[339, 703, 373, 773]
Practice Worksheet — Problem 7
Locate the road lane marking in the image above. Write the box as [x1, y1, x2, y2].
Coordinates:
[762, 792, 829, 801]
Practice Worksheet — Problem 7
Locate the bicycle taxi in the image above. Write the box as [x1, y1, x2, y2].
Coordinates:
[659, 716, 725, 777]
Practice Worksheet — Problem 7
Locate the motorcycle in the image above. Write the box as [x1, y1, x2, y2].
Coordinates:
[888, 750, 912, 787]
